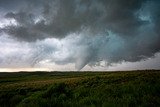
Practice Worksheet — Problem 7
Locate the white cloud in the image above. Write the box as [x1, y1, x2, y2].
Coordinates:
[1, 32, 159, 71]
[0, 17, 17, 28]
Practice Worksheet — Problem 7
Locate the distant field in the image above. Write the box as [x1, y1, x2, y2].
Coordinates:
[0, 70, 160, 107]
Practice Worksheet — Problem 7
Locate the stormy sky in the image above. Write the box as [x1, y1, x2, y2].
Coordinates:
[0, 0, 160, 71]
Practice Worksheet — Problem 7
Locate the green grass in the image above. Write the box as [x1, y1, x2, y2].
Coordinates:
[0, 70, 160, 107]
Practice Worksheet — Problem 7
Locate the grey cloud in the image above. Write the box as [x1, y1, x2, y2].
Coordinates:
[0, 0, 160, 70]
[1, 0, 147, 41]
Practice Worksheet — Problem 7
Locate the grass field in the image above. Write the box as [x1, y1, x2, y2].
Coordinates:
[0, 70, 160, 107]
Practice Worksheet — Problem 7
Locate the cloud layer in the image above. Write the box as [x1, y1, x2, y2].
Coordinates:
[0, 0, 160, 70]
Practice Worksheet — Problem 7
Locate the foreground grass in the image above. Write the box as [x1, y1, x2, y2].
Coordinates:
[0, 70, 160, 107]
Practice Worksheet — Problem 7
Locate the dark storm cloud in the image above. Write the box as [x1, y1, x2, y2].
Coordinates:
[0, 0, 160, 70]
[1, 0, 146, 41]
